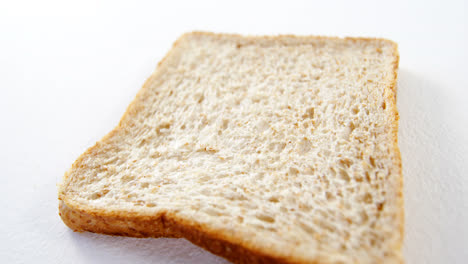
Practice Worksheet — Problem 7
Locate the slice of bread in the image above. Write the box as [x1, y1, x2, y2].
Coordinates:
[58, 32, 403, 264]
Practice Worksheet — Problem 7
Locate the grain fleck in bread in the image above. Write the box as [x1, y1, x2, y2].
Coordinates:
[59, 32, 403, 264]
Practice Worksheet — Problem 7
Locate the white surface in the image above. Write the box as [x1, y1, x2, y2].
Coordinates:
[0, 0, 467, 263]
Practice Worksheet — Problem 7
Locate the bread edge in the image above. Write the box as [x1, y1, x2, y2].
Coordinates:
[60, 200, 310, 264]
[58, 31, 404, 264]
[386, 41, 405, 263]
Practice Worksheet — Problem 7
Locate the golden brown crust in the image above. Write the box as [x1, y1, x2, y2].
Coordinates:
[59, 32, 403, 264]
[387, 42, 405, 261]
[59, 201, 305, 264]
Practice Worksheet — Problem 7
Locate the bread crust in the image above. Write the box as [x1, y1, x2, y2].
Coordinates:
[386, 41, 404, 262]
[60, 200, 307, 264]
[58, 32, 403, 264]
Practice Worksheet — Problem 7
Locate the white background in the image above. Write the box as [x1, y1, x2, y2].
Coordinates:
[1, 0, 467, 263]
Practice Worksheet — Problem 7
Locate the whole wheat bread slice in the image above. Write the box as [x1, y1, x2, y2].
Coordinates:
[58, 32, 403, 264]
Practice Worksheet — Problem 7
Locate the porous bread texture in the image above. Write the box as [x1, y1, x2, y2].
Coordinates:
[59, 32, 403, 264]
